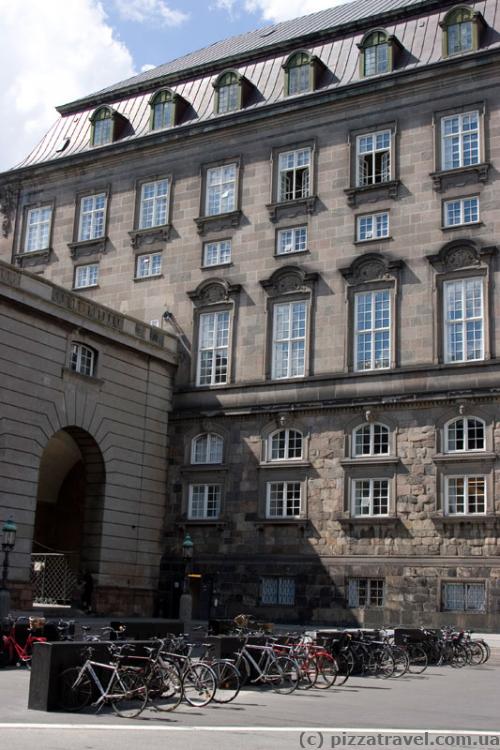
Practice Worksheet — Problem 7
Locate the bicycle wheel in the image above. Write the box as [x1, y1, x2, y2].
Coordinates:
[211, 660, 241, 703]
[233, 654, 251, 686]
[109, 668, 148, 719]
[334, 651, 353, 686]
[147, 662, 183, 712]
[390, 646, 409, 678]
[451, 644, 467, 668]
[374, 648, 395, 679]
[266, 656, 300, 694]
[407, 644, 428, 674]
[295, 654, 318, 690]
[183, 663, 216, 707]
[315, 654, 337, 689]
[58, 667, 92, 712]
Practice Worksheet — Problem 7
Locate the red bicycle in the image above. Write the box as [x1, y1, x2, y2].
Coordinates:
[1, 618, 46, 668]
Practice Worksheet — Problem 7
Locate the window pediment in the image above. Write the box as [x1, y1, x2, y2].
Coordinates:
[260, 265, 318, 297]
[340, 253, 402, 285]
[426, 240, 496, 273]
[188, 278, 241, 307]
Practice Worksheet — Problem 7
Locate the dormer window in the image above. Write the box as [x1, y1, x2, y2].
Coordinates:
[150, 89, 176, 130]
[90, 107, 113, 147]
[441, 7, 485, 57]
[214, 71, 244, 114]
[283, 51, 322, 96]
[358, 29, 402, 78]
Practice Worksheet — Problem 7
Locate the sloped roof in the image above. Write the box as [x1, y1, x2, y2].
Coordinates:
[60, 0, 438, 110]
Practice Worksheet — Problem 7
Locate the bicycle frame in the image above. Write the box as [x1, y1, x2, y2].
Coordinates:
[235, 642, 280, 683]
[73, 659, 128, 708]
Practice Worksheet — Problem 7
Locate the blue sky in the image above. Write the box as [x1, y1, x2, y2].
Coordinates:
[0, 0, 345, 171]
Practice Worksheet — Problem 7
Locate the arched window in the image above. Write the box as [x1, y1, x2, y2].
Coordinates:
[441, 7, 484, 57]
[90, 107, 113, 147]
[353, 423, 390, 457]
[150, 89, 176, 130]
[70, 342, 96, 377]
[358, 29, 402, 78]
[445, 417, 485, 452]
[269, 429, 303, 461]
[191, 433, 224, 464]
[214, 71, 241, 114]
[285, 52, 312, 96]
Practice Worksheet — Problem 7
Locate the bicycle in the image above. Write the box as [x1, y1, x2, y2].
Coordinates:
[198, 642, 241, 703]
[158, 635, 217, 707]
[57, 644, 148, 718]
[1, 618, 46, 668]
[233, 634, 300, 694]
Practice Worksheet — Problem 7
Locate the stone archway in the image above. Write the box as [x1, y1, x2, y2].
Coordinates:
[31, 427, 105, 607]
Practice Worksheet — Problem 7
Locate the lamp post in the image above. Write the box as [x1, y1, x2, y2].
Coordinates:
[179, 533, 194, 632]
[0, 518, 17, 618]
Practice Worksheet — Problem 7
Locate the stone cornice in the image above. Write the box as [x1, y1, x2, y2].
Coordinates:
[4, 46, 500, 183]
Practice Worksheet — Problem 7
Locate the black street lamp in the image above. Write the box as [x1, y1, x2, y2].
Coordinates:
[179, 532, 194, 629]
[0, 518, 17, 618]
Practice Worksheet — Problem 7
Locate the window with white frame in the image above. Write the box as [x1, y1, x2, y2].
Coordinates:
[136, 252, 162, 279]
[353, 423, 390, 457]
[356, 131, 391, 187]
[70, 343, 96, 377]
[188, 484, 221, 519]
[445, 417, 485, 452]
[24, 206, 52, 253]
[277, 226, 308, 255]
[269, 429, 303, 461]
[441, 111, 480, 171]
[266, 481, 302, 518]
[197, 310, 230, 386]
[78, 193, 107, 242]
[139, 179, 169, 229]
[445, 476, 486, 515]
[191, 433, 224, 464]
[261, 577, 296, 606]
[442, 582, 485, 612]
[443, 278, 484, 363]
[203, 239, 232, 267]
[205, 164, 237, 216]
[443, 196, 479, 227]
[354, 290, 391, 371]
[278, 148, 311, 202]
[272, 301, 307, 379]
[74, 263, 99, 289]
[352, 479, 389, 516]
[348, 579, 385, 607]
[356, 212, 389, 241]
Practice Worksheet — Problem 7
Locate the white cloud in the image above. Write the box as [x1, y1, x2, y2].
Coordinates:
[0, 0, 135, 172]
[114, 0, 189, 26]
[243, 0, 345, 23]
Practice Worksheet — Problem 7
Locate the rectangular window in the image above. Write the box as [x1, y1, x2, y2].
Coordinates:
[206, 164, 237, 216]
[352, 479, 389, 516]
[443, 278, 483, 363]
[348, 579, 385, 608]
[197, 310, 230, 386]
[288, 65, 310, 95]
[364, 44, 389, 76]
[78, 193, 107, 242]
[261, 577, 296, 606]
[74, 263, 99, 289]
[218, 84, 239, 113]
[139, 179, 169, 229]
[356, 212, 389, 241]
[443, 197, 479, 227]
[266, 481, 302, 518]
[356, 130, 391, 187]
[272, 301, 307, 379]
[93, 117, 112, 147]
[203, 239, 232, 267]
[441, 111, 479, 171]
[24, 206, 52, 253]
[354, 290, 391, 371]
[446, 476, 486, 515]
[277, 226, 308, 255]
[188, 484, 221, 519]
[70, 343, 96, 377]
[136, 252, 162, 279]
[278, 148, 311, 202]
[442, 582, 485, 612]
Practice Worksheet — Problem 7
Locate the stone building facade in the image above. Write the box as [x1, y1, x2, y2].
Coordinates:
[1, 0, 500, 625]
[0, 261, 176, 614]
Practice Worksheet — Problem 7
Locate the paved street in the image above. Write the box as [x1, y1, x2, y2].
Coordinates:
[0, 662, 499, 750]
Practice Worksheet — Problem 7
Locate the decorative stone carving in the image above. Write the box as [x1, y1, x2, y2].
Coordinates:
[14, 249, 51, 268]
[188, 278, 241, 307]
[68, 238, 107, 259]
[0, 182, 20, 238]
[260, 265, 318, 297]
[194, 210, 242, 236]
[129, 225, 171, 249]
[430, 163, 490, 193]
[426, 240, 497, 273]
[344, 179, 400, 208]
[340, 253, 402, 284]
[266, 195, 317, 223]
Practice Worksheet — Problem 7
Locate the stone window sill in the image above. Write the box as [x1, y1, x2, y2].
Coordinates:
[68, 237, 107, 259]
[176, 519, 226, 529]
[129, 225, 171, 249]
[194, 210, 242, 236]
[255, 518, 307, 530]
[430, 512, 496, 524]
[259, 460, 311, 469]
[345, 180, 400, 207]
[340, 457, 399, 466]
[335, 514, 398, 525]
[180, 465, 228, 474]
[430, 163, 490, 192]
[14, 248, 52, 267]
[274, 249, 310, 259]
[201, 262, 233, 271]
[441, 221, 483, 232]
[266, 195, 318, 222]
[133, 274, 164, 283]
[353, 236, 392, 246]
[433, 452, 496, 463]
[72, 284, 100, 292]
